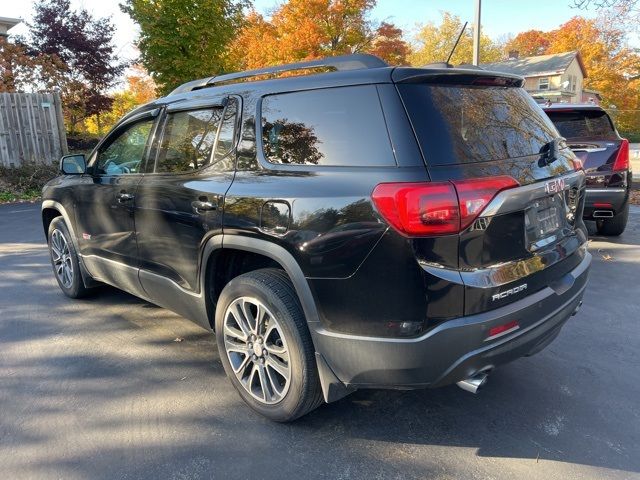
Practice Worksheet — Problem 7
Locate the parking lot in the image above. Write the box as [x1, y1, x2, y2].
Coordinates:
[1, 202, 639, 480]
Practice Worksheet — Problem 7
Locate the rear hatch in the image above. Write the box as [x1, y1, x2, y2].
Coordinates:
[394, 72, 588, 317]
[544, 107, 628, 189]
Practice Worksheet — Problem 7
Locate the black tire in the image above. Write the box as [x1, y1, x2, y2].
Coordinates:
[215, 268, 323, 422]
[47, 217, 90, 299]
[596, 202, 629, 236]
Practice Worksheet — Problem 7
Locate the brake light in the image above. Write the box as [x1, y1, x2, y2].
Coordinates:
[612, 139, 629, 172]
[572, 157, 584, 171]
[371, 176, 519, 236]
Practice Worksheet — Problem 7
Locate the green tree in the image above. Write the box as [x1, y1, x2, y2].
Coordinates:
[121, 0, 247, 95]
[409, 12, 503, 66]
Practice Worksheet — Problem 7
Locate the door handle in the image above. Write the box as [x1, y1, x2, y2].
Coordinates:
[192, 200, 217, 212]
[116, 192, 135, 203]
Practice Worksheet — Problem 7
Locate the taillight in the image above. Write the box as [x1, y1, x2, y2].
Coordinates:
[571, 157, 584, 171]
[452, 177, 520, 230]
[612, 139, 629, 172]
[371, 176, 519, 237]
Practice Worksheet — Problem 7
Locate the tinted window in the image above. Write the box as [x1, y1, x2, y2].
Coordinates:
[399, 84, 559, 165]
[96, 119, 154, 175]
[213, 98, 237, 162]
[261, 85, 395, 167]
[156, 108, 223, 173]
[545, 109, 616, 139]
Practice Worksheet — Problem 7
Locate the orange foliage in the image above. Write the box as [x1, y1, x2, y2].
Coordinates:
[547, 16, 640, 132]
[228, 0, 408, 69]
[505, 30, 550, 57]
[126, 64, 157, 104]
[369, 22, 410, 66]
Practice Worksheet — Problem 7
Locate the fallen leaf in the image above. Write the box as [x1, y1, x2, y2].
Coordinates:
[601, 254, 613, 261]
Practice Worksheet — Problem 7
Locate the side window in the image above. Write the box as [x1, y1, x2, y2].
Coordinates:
[213, 98, 238, 163]
[156, 108, 223, 173]
[261, 85, 396, 167]
[95, 119, 154, 175]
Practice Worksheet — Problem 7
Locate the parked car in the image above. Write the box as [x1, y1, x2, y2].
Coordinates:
[543, 104, 631, 236]
[42, 54, 591, 422]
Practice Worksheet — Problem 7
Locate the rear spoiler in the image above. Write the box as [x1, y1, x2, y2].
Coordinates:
[392, 68, 524, 88]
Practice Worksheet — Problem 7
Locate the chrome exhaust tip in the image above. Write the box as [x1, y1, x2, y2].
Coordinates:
[593, 210, 614, 218]
[456, 373, 489, 394]
[571, 300, 583, 316]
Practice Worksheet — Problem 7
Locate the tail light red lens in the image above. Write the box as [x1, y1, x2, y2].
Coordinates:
[571, 157, 584, 171]
[612, 138, 629, 172]
[372, 176, 519, 237]
[452, 177, 520, 230]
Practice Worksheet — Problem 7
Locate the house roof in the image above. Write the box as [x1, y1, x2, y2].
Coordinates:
[482, 51, 587, 79]
[0, 16, 21, 36]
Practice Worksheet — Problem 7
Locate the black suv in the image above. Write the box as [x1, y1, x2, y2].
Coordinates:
[43, 54, 591, 421]
[544, 104, 632, 236]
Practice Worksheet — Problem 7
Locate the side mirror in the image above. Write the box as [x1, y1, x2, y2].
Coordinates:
[60, 154, 86, 174]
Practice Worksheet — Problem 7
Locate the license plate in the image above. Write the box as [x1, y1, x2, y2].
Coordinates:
[525, 195, 565, 250]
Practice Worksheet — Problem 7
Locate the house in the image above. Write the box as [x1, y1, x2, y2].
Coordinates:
[0, 16, 21, 37]
[482, 51, 598, 105]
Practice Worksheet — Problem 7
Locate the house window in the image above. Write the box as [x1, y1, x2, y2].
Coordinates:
[571, 75, 577, 92]
[538, 77, 550, 90]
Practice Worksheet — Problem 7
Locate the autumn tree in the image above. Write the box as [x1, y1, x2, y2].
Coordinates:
[0, 37, 64, 93]
[369, 22, 410, 65]
[84, 66, 157, 135]
[546, 16, 640, 133]
[409, 12, 503, 66]
[121, 0, 246, 95]
[228, 0, 405, 70]
[27, 0, 127, 133]
[504, 30, 550, 57]
[572, 0, 640, 30]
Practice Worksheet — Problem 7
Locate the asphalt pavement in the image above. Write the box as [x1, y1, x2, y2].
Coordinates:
[1, 202, 639, 480]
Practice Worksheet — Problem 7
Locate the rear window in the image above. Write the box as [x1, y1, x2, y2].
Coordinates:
[398, 84, 559, 165]
[261, 85, 395, 167]
[545, 109, 616, 139]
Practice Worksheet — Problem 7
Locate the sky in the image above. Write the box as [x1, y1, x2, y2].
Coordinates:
[2, 0, 630, 66]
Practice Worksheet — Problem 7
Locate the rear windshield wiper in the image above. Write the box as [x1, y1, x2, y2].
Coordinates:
[539, 137, 566, 167]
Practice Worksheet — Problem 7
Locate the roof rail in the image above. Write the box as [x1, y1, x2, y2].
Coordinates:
[168, 53, 388, 96]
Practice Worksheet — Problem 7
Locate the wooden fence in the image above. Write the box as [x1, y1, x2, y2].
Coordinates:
[0, 92, 68, 168]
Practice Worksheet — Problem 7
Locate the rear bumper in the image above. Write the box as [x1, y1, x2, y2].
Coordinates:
[583, 188, 628, 219]
[311, 250, 591, 392]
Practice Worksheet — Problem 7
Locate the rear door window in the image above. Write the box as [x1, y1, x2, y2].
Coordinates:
[156, 108, 223, 173]
[398, 84, 559, 165]
[261, 85, 396, 167]
[545, 109, 616, 139]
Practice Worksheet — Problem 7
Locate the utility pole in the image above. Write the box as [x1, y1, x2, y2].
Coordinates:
[472, 0, 482, 65]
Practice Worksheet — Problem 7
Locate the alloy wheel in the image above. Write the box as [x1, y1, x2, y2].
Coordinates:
[50, 229, 74, 289]
[223, 297, 291, 404]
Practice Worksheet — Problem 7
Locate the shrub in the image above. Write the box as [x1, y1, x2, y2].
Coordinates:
[0, 162, 59, 202]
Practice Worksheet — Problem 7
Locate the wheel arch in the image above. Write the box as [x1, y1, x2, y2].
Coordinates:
[201, 235, 321, 329]
[41, 200, 98, 288]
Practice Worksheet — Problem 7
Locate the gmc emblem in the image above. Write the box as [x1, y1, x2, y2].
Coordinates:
[545, 178, 566, 194]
